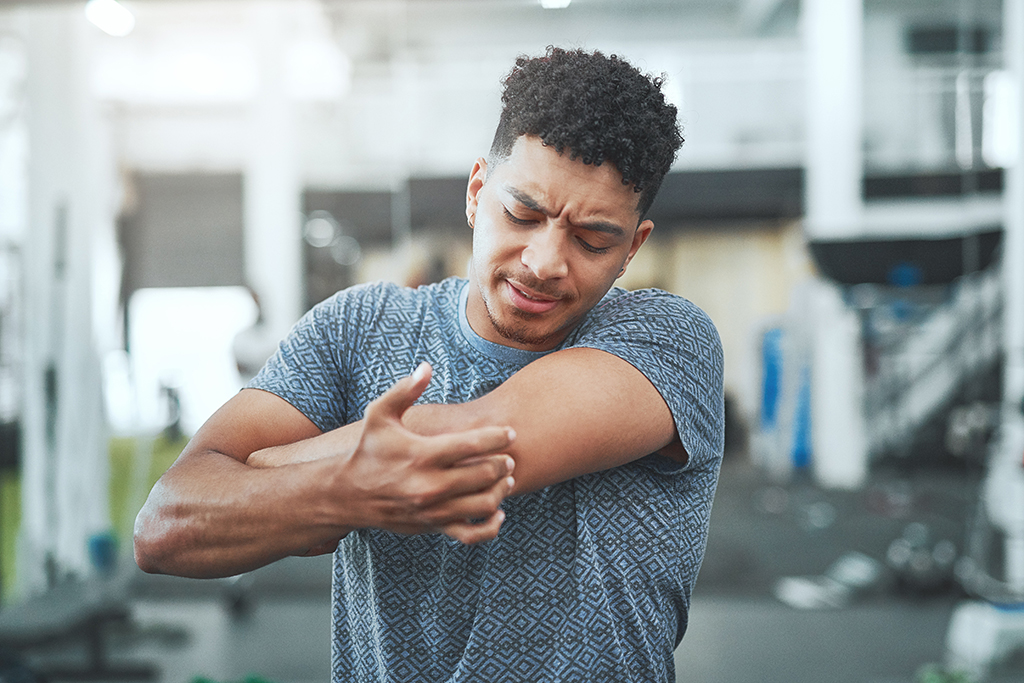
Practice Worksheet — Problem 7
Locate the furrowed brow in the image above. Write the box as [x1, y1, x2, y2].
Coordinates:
[504, 185, 548, 214]
[504, 184, 627, 238]
[576, 220, 626, 238]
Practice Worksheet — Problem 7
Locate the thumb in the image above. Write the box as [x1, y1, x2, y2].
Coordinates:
[365, 362, 432, 425]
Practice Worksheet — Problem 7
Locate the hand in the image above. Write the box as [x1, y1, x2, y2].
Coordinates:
[330, 362, 516, 544]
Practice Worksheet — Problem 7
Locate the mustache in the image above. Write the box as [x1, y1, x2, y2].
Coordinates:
[498, 270, 577, 302]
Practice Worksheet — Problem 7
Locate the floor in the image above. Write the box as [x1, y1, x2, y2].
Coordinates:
[11, 455, 1024, 683]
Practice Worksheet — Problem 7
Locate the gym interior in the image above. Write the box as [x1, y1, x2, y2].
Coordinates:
[0, 0, 1023, 681]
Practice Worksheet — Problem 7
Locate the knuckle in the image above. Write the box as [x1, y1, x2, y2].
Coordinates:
[491, 459, 509, 479]
[417, 508, 440, 525]
[409, 485, 440, 509]
[411, 509, 433, 528]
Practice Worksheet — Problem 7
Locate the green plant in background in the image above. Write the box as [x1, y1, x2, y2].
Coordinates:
[916, 663, 975, 683]
[1, 469, 19, 600]
[109, 433, 188, 549]
[0, 432, 185, 601]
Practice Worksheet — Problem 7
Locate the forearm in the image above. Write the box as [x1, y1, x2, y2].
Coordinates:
[135, 376, 517, 575]
[248, 421, 362, 468]
[134, 451, 350, 578]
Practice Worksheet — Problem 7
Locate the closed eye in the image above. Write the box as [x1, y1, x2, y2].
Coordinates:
[503, 204, 612, 254]
[578, 238, 611, 255]
[502, 206, 533, 226]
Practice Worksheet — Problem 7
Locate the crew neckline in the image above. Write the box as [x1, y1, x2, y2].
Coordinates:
[458, 280, 556, 364]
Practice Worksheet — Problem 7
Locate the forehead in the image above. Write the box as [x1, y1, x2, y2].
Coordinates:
[490, 136, 641, 217]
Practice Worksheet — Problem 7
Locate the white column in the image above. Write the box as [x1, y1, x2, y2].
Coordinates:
[21, 6, 111, 595]
[809, 280, 868, 489]
[244, 2, 302, 338]
[802, 0, 869, 488]
[803, 0, 864, 240]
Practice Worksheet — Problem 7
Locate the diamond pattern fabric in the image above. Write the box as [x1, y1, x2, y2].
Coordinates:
[249, 277, 724, 682]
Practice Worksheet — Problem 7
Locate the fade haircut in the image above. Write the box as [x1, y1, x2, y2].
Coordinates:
[488, 46, 683, 219]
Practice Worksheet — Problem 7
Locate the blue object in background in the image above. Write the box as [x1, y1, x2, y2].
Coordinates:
[761, 328, 783, 431]
[887, 261, 923, 288]
[88, 531, 117, 578]
[792, 365, 812, 470]
[761, 327, 813, 471]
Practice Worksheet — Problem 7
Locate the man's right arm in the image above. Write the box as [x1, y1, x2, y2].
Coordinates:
[133, 365, 516, 579]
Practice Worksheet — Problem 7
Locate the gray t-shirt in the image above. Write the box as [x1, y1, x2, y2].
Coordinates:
[250, 277, 724, 682]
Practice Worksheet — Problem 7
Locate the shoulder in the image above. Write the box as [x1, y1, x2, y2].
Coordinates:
[313, 277, 464, 322]
[573, 288, 725, 471]
[575, 287, 721, 354]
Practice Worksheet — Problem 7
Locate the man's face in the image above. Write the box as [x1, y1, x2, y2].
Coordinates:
[465, 135, 653, 352]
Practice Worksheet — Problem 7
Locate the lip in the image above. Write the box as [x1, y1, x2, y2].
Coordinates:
[505, 280, 560, 314]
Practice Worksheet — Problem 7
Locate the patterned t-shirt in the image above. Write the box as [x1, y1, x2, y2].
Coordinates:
[249, 276, 724, 683]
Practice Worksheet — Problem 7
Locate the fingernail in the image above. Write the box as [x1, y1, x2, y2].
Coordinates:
[506, 476, 515, 491]
[412, 362, 429, 382]
[496, 509, 506, 523]
[506, 427, 516, 442]
[505, 456, 515, 473]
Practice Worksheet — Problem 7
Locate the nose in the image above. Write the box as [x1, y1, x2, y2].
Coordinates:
[521, 224, 569, 280]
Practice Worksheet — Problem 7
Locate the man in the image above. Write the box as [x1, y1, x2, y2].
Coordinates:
[135, 47, 724, 682]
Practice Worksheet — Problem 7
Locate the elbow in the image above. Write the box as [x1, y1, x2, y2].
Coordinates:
[132, 503, 174, 575]
[133, 540, 160, 575]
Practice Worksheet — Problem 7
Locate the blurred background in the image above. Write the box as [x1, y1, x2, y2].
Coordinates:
[0, 0, 1022, 680]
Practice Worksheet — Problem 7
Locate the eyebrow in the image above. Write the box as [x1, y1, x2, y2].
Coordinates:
[503, 184, 627, 238]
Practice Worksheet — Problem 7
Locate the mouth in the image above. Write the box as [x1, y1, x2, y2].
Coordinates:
[505, 280, 560, 314]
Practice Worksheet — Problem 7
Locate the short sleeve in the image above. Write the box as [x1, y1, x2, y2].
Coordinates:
[247, 289, 355, 432]
[566, 288, 725, 473]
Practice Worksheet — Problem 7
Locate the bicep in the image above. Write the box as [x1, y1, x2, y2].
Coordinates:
[176, 388, 323, 466]
[408, 347, 679, 495]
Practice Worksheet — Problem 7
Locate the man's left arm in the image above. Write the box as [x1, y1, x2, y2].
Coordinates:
[403, 346, 682, 496]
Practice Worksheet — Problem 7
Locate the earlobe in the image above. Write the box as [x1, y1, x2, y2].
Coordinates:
[619, 219, 653, 275]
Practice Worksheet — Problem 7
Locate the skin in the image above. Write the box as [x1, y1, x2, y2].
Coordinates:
[133, 135, 683, 579]
[134, 365, 517, 577]
[465, 136, 653, 351]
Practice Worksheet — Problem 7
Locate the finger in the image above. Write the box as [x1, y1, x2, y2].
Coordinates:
[404, 458, 513, 510]
[417, 475, 515, 525]
[442, 509, 506, 545]
[408, 454, 513, 509]
[364, 362, 432, 425]
[424, 426, 516, 467]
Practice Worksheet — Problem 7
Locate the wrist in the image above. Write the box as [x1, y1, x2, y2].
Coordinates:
[310, 455, 362, 535]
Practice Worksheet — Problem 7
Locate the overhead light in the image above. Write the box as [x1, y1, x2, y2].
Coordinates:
[540, 0, 572, 8]
[85, 0, 136, 37]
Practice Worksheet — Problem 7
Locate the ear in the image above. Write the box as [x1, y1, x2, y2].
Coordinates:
[466, 157, 488, 228]
[618, 219, 653, 276]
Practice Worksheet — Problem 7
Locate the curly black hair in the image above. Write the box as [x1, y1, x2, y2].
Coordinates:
[489, 46, 683, 219]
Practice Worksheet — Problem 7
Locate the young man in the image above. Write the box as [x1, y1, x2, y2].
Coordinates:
[135, 47, 724, 682]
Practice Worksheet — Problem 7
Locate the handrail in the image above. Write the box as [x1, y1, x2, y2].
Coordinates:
[862, 268, 1003, 457]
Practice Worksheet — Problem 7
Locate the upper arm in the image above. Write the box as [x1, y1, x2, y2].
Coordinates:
[404, 290, 724, 495]
[406, 347, 677, 495]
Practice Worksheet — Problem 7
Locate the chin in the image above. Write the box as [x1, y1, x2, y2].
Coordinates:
[487, 305, 563, 349]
